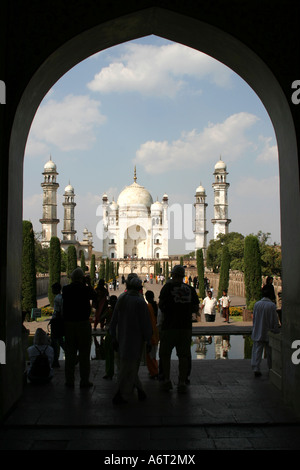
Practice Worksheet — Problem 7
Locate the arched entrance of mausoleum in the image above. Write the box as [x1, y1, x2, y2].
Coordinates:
[2, 6, 300, 420]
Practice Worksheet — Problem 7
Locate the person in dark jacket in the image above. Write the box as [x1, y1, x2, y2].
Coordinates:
[158, 265, 199, 393]
[62, 267, 97, 388]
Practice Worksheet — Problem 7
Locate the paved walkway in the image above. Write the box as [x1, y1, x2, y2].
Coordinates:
[1, 357, 300, 452]
[3, 284, 299, 452]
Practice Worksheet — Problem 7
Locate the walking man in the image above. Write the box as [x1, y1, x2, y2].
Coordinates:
[201, 290, 217, 322]
[251, 284, 280, 377]
[158, 265, 199, 393]
[220, 289, 231, 323]
[109, 276, 152, 404]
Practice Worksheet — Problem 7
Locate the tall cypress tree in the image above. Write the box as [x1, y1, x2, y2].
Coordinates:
[218, 245, 231, 298]
[67, 245, 77, 280]
[48, 236, 61, 306]
[166, 261, 169, 279]
[90, 254, 96, 286]
[244, 235, 262, 309]
[196, 249, 205, 299]
[80, 251, 86, 272]
[105, 257, 110, 282]
[99, 258, 105, 280]
[109, 260, 114, 280]
[22, 221, 37, 314]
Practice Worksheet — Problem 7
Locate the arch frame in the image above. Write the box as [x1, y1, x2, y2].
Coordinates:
[3, 7, 300, 417]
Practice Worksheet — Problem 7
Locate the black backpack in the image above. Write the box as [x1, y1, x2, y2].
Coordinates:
[31, 346, 51, 378]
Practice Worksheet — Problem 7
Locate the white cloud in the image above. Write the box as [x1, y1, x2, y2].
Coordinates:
[235, 175, 279, 199]
[87, 43, 233, 97]
[25, 94, 106, 156]
[134, 112, 259, 174]
[256, 136, 278, 163]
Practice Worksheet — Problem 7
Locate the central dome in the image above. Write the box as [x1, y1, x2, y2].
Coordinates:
[117, 167, 153, 208]
[117, 181, 153, 208]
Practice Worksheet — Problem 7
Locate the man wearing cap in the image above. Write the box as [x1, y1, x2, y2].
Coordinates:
[158, 265, 199, 393]
[110, 275, 152, 404]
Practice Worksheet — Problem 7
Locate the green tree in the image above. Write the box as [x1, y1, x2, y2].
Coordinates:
[61, 249, 67, 273]
[67, 245, 77, 280]
[206, 232, 244, 272]
[80, 251, 86, 272]
[48, 236, 61, 306]
[105, 257, 110, 281]
[109, 260, 114, 280]
[90, 254, 96, 286]
[196, 249, 205, 298]
[166, 261, 169, 279]
[34, 232, 49, 273]
[256, 231, 282, 277]
[22, 221, 37, 314]
[99, 258, 105, 280]
[206, 239, 222, 272]
[218, 245, 231, 298]
[260, 243, 282, 277]
[244, 235, 262, 309]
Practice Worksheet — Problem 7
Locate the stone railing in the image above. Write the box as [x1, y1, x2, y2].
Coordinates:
[205, 271, 282, 303]
[36, 274, 68, 296]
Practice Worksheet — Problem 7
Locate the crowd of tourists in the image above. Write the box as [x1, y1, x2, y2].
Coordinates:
[23, 266, 281, 401]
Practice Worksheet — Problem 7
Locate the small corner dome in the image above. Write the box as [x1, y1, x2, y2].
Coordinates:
[110, 200, 118, 210]
[151, 200, 162, 210]
[44, 158, 57, 172]
[214, 158, 226, 171]
[196, 184, 205, 194]
[64, 183, 74, 193]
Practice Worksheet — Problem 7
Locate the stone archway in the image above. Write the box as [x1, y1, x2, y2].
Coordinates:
[2, 7, 300, 418]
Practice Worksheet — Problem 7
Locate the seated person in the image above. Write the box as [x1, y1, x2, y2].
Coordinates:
[27, 328, 54, 384]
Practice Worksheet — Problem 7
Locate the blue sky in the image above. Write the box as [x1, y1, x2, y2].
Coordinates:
[23, 35, 280, 254]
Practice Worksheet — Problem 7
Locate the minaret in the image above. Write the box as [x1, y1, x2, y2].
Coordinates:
[211, 157, 231, 239]
[39, 156, 59, 248]
[102, 192, 109, 258]
[194, 183, 208, 258]
[62, 182, 76, 241]
[161, 193, 169, 258]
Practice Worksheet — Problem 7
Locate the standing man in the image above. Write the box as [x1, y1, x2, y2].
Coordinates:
[201, 290, 217, 322]
[220, 289, 231, 323]
[158, 265, 199, 393]
[109, 276, 152, 404]
[251, 284, 280, 377]
[62, 267, 97, 388]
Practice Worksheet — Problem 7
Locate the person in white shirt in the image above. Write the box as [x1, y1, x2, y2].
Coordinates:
[251, 285, 280, 377]
[201, 290, 217, 322]
[220, 289, 231, 323]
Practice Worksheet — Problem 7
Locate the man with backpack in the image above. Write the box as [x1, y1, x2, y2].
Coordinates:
[158, 265, 199, 393]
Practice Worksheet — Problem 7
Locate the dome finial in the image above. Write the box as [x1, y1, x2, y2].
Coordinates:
[134, 166, 137, 183]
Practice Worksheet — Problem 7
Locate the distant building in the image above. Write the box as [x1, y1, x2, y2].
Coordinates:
[211, 157, 231, 240]
[39, 156, 230, 263]
[39, 157, 59, 248]
[194, 183, 208, 258]
[40, 157, 93, 260]
[102, 167, 169, 259]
